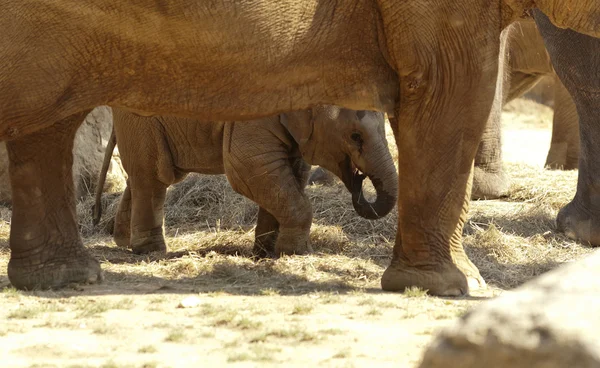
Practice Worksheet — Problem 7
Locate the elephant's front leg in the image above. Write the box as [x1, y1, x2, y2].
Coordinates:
[128, 175, 168, 254]
[6, 112, 102, 290]
[380, 14, 500, 296]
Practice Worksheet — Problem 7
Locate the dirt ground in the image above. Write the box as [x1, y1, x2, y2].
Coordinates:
[0, 99, 592, 368]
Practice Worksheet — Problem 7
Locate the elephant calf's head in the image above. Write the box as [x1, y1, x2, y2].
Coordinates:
[281, 105, 398, 219]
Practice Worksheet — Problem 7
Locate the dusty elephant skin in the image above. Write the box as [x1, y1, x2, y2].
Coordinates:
[534, 11, 600, 247]
[0, 1, 598, 292]
[0, 107, 120, 203]
[94, 106, 397, 256]
[471, 20, 580, 200]
[418, 250, 600, 368]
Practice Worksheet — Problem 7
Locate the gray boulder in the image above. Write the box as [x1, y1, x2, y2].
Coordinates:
[419, 250, 600, 368]
[0, 106, 125, 204]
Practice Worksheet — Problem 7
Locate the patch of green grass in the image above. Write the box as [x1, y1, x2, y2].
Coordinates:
[76, 300, 112, 318]
[366, 308, 382, 316]
[164, 329, 186, 343]
[8, 303, 64, 319]
[259, 288, 280, 296]
[234, 317, 262, 330]
[200, 330, 216, 338]
[227, 352, 253, 362]
[138, 345, 158, 354]
[252, 327, 319, 343]
[403, 287, 428, 298]
[320, 294, 342, 304]
[291, 302, 314, 315]
[357, 297, 376, 306]
[92, 325, 116, 335]
[227, 346, 280, 363]
[332, 348, 351, 359]
[198, 303, 222, 317]
[149, 296, 167, 304]
[416, 328, 435, 336]
[115, 298, 135, 310]
[152, 322, 171, 329]
[320, 328, 344, 336]
[211, 311, 237, 327]
[379, 301, 396, 308]
[2, 287, 21, 297]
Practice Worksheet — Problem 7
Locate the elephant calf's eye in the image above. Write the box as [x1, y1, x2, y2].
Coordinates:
[351, 133, 362, 143]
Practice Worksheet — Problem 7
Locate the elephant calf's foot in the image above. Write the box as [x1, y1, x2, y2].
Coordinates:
[557, 201, 600, 245]
[114, 236, 131, 248]
[381, 256, 485, 296]
[130, 232, 167, 254]
[253, 236, 277, 259]
[8, 246, 102, 290]
[471, 167, 509, 200]
[274, 229, 313, 257]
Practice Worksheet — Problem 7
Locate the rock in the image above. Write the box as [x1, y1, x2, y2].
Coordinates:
[0, 106, 126, 204]
[178, 296, 202, 309]
[419, 250, 600, 368]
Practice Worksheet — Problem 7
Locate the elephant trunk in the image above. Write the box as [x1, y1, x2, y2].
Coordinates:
[344, 149, 398, 220]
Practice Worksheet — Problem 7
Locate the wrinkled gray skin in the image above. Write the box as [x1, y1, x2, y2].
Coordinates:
[534, 10, 600, 247]
[94, 107, 397, 257]
[471, 20, 580, 200]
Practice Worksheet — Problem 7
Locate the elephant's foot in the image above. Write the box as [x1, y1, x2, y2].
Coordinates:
[557, 201, 600, 245]
[130, 230, 167, 254]
[274, 228, 313, 256]
[381, 254, 485, 296]
[545, 143, 578, 170]
[8, 244, 102, 290]
[114, 235, 131, 249]
[471, 167, 509, 200]
[253, 235, 277, 258]
[308, 167, 336, 186]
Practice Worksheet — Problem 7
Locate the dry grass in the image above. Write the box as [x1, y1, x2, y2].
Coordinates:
[0, 98, 594, 367]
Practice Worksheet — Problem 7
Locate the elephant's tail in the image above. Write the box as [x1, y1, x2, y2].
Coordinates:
[92, 126, 117, 226]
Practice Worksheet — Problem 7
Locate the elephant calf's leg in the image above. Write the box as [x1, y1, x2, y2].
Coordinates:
[113, 183, 132, 248]
[128, 177, 168, 254]
[6, 112, 102, 290]
[253, 207, 280, 258]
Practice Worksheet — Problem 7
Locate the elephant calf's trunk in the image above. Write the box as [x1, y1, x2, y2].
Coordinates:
[351, 161, 398, 220]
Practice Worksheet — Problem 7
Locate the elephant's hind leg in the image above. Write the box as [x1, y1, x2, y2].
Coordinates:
[113, 182, 132, 248]
[6, 112, 102, 290]
[544, 76, 580, 170]
[253, 207, 279, 258]
[128, 176, 168, 255]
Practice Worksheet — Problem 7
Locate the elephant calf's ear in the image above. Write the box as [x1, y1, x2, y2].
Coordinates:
[280, 110, 314, 146]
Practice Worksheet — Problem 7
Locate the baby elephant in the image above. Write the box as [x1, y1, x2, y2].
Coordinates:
[94, 106, 398, 257]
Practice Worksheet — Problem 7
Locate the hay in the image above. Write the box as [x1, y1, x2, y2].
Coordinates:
[2, 98, 593, 293]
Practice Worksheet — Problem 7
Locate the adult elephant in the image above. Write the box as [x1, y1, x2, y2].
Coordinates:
[534, 10, 600, 247]
[309, 20, 580, 198]
[471, 20, 580, 199]
[0, 1, 598, 295]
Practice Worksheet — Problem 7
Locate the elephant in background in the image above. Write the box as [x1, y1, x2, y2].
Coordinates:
[534, 10, 600, 247]
[472, 19, 580, 199]
[93, 106, 397, 257]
